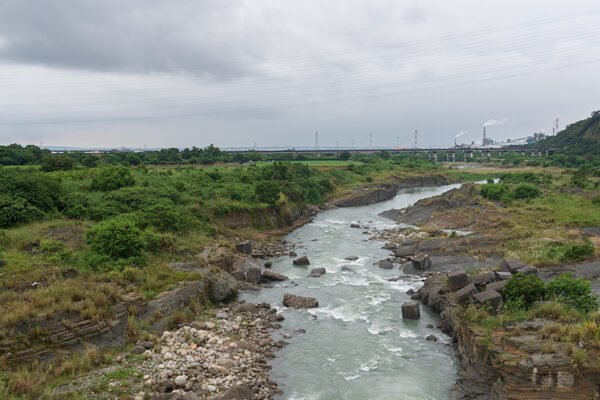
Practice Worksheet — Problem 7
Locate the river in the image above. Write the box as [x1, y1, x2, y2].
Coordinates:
[242, 184, 461, 400]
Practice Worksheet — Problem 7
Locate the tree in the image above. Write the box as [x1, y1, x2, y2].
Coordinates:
[255, 182, 280, 205]
[91, 167, 135, 191]
[40, 155, 75, 172]
[86, 217, 147, 259]
[339, 151, 352, 161]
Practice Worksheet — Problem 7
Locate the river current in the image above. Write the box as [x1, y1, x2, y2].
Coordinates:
[242, 184, 461, 400]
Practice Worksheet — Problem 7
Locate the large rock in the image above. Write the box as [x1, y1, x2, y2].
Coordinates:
[375, 260, 394, 270]
[382, 243, 397, 250]
[217, 384, 254, 400]
[447, 269, 472, 291]
[454, 283, 477, 304]
[309, 268, 326, 277]
[283, 293, 319, 309]
[501, 258, 528, 273]
[411, 255, 431, 270]
[473, 289, 503, 312]
[401, 301, 421, 320]
[494, 271, 512, 281]
[235, 241, 252, 254]
[345, 256, 359, 261]
[515, 265, 538, 276]
[472, 272, 494, 286]
[395, 245, 415, 257]
[244, 266, 262, 284]
[293, 256, 310, 266]
[487, 280, 508, 293]
[261, 270, 289, 282]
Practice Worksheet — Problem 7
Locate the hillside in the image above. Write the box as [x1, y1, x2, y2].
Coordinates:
[539, 111, 600, 154]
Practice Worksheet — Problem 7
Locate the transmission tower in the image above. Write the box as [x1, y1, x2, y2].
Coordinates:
[555, 118, 560, 134]
[314, 131, 320, 157]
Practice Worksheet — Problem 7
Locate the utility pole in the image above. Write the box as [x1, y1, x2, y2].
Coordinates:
[314, 131, 320, 157]
[369, 133, 373, 149]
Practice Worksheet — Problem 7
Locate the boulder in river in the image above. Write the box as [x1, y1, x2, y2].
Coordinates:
[309, 267, 326, 277]
[344, 256, 359, 261]
[341, 266, 355, 273]
[293, 256, 310, 266]
[289, 251, 298, 257]
[374, 259, 394, 269]
[262, 270, 289, 282]
[350, 223, 361, 228]
[283, 293, 319, 308]
[401, 301, 420, 320]
[264, 261, 272, 268]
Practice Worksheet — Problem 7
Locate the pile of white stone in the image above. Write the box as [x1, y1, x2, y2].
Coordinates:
[135, 303, 283, 400]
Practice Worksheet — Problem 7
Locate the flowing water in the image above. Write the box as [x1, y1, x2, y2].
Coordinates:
[242, 184, 461, 400]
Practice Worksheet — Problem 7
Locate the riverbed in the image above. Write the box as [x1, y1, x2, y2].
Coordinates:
[242, 184, 461, 400]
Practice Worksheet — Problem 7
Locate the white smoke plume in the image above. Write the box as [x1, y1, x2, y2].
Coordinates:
[483, 119, 507, 127]
[454, 131, 467, 139]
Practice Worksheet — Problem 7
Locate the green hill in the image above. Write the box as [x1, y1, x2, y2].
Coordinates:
[540, 111, 600, 155]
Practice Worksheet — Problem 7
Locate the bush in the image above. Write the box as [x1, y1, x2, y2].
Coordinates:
[86, 217, 147, 260]
[40, 155, 75, 172]
[91, 167, 135, 191]
[255, 182, 280, 205]
[0, 194, 44, 227]
[562, 242, 595, 262]
[512, 183, 542, 199]
[139, 201, 190, 232]
[504, 273, 546, 307]
[546, 273, 598, 313]
[0, 170, 61, 211]
[480, 183, 512, 201]
[61, 193, 90, 219]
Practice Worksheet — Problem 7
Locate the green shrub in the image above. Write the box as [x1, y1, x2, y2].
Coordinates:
[255, 182, 280, 205]
[0, 169, 61, 211]
[504, 273, 546, 307]
[61, 193, 90, 219]
[546, 273, 598, 313]
[40, 155, 75, 172]
[0, 194, 44, 228]
[139, 201, 190, 232]
[86, 217, 147, 260]
[480, 183, 512, 201]
[91, 167, 135, 191]
[547, 241, 596, 263]
[512, 183, 542, 199]
[562, 242, 595, 262]
[592, 194, 600, 205]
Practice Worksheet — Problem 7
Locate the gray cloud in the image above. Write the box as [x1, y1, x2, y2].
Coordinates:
[0, 0, 599, 148]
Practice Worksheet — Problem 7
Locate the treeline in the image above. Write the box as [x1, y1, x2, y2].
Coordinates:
[0, 144, 266, 169]
[536, 110, 600, 156]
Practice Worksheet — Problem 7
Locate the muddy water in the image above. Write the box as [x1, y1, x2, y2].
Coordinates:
[242, 184, 461, 400]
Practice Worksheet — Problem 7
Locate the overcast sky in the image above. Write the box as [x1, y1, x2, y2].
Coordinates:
[1, 0, 599, 149]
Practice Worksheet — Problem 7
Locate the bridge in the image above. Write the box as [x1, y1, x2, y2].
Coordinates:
[225, 147, 557, 161]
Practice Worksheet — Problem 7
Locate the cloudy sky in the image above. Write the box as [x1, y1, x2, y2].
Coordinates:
[1, 0, 599, 149]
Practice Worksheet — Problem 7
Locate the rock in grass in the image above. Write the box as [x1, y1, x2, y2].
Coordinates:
[235, 241, 252, 254]
[293, 256, 310, 266]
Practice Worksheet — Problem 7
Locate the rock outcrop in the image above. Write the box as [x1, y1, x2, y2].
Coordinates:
[282, 294, 319, 309]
